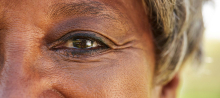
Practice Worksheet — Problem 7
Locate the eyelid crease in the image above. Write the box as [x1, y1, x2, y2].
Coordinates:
[109, 40, 135, 50]
[45, 14, 129, 48]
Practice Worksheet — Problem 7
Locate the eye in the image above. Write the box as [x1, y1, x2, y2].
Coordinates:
[64, 38, 100, 49]
[50, 31, 111, 58]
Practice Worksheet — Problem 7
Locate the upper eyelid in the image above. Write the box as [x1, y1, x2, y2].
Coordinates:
[48, 30, 115, 49]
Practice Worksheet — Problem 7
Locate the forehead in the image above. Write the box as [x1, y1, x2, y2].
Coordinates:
[0, 0, 149, 42]
[0, 0, 143, 17]
[0, 0, 145, 30]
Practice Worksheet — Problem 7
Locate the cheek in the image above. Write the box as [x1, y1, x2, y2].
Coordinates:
[35, 48, 154, 98]
[100, 49, 154, 98]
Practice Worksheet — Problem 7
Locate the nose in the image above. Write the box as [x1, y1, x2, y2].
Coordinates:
[0, 33, 41, 98]
[0, 32, 63, 98]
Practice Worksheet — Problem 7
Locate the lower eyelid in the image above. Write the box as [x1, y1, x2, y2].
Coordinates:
[54, 47, 110, 58]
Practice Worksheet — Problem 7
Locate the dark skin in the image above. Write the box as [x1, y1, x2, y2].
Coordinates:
[0, 0, 179, 98]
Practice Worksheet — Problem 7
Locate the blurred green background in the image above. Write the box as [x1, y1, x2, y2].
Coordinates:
[178, 39, 220, 98]
[178, 1, 220, 98]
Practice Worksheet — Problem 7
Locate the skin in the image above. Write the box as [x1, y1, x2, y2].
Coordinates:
[0, 0, 179, 98]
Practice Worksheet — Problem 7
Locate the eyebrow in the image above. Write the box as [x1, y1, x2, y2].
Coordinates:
[48, 1, 118, 20]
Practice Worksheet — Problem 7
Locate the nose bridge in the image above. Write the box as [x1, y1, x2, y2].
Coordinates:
[0, 30, 42, 98]
[0, 46, 31, 98]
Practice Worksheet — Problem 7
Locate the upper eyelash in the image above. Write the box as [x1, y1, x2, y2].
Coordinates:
[49, 31, 110, 50]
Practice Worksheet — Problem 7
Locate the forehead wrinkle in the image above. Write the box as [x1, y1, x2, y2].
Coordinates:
[48, 1, 117, 20]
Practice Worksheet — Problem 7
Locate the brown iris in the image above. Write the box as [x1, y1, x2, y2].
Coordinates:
[65, 38, 100, 49]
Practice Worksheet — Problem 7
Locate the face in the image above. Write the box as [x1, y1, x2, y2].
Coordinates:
[0, 0, 155, 98]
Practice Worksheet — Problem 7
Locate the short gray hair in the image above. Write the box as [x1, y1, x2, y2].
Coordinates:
[143, 0, 206, 85]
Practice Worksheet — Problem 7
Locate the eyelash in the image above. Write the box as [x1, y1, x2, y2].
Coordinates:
[49, 31, 110, 58]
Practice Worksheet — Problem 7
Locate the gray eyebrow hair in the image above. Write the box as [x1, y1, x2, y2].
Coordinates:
[48, 1, 117, 19]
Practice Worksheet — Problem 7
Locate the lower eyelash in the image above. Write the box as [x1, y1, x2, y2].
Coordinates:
[54, 46, 109, 58]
